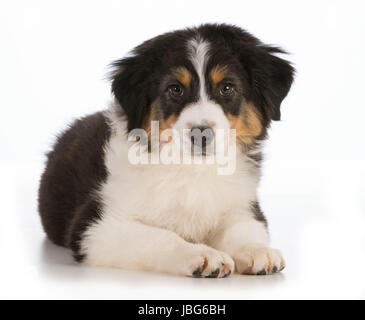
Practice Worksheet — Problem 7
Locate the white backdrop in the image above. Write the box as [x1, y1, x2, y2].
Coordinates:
[1, 0, 365, 299]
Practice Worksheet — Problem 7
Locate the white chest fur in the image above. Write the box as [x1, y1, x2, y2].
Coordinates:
[98, 110, 260, 243]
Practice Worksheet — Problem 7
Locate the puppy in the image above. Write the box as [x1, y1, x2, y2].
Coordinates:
[38, 24, 294, 278]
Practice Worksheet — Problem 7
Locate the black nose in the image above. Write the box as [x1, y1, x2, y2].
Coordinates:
[190, 126, 214, 148]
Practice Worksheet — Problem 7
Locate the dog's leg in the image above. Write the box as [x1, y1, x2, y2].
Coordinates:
[208, 204, 285, 275]
[68, 206, 234, 277]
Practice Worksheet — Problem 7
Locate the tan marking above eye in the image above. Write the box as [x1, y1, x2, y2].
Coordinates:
[174, 67, 192, 87]
[226, 103, 262, 145]
[210, 65, 228, 84]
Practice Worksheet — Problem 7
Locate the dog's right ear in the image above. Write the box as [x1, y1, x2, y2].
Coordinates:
[110, 55, 151, 131]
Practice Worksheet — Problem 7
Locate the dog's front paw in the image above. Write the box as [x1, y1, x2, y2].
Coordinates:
[233, 245, 285, 275]
[181, 245, 234, 278]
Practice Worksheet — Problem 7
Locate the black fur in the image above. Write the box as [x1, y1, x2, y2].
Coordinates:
[111, 23, 294, 131]
[38, 112, 110, 260]
[250, 201, 268, 228]
[39, 23, 294, 262]
[198, 24, 294, 124]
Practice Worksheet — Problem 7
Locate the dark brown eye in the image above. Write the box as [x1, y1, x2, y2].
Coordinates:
[168, 84, 183, 97]
[220, 83, 234, 96]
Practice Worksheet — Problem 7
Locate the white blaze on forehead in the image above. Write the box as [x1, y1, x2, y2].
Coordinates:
[187, 38, 210, 102]
[172, 37, 230, 135]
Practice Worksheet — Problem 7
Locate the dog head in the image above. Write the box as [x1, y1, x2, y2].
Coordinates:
[110, 24, 294, 154]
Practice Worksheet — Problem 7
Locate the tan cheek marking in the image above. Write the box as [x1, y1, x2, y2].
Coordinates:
[160, 114, 178, 131]
[142, 106, 177, 144]
[174, 67, 191, 87]
[160, 114, 177, 144]
[142, 103, 177, 134]
[227, 103, 262, 145]
[211, 65, 227, 84]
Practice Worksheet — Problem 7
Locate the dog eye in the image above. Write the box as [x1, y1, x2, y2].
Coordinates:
[219, 83, 234, 96]
[168, 84, 184, 97]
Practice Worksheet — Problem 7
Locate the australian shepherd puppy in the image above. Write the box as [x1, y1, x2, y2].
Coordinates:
[38, 24, 294, 278]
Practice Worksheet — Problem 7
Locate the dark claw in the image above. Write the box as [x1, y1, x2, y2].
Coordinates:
[272, 266, 278, 273]
[279, 265, 285, 272]
[206, 268, 220, 278]
[223, 270, 231, 278]
[257, 269, 267, 275]
[192, 268, 202, 278]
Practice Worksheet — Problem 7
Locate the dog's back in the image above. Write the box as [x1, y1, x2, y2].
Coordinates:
[38, 112, 110, 248]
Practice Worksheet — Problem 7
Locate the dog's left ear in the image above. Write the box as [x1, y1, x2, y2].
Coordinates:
[245, 46, 295, 122]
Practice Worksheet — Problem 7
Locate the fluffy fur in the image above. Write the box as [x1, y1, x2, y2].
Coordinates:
[38, 24, 294, 277]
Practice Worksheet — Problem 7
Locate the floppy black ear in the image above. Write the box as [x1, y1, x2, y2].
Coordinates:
[247, 46, 295, 122]
[110, 56, 151, 131]
[210, 24, 294, 123]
